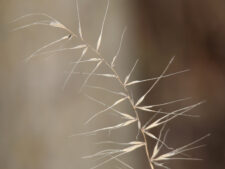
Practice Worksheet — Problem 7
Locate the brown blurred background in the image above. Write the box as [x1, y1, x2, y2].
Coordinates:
[1, 0, 225, 169]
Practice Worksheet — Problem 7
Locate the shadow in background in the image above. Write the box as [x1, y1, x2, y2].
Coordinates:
[135, 0, 225, 169]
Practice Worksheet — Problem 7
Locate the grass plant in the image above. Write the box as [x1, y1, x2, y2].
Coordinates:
[11, 0, 209, 168]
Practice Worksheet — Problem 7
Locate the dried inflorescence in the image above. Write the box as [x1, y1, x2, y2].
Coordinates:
[11, 0, 209, 169]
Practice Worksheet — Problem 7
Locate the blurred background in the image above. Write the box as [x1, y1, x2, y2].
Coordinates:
[0, 0, 225, 169]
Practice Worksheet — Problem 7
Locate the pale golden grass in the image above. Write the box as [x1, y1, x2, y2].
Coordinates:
[11, 0, 209, 168]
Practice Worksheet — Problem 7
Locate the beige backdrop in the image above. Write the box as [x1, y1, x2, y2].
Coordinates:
[1, 0, 224, 169]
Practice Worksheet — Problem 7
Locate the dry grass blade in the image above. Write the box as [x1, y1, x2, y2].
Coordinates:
[137, 103, 199, 118]
[83, 149, 121, 159]
[63, 47, 88, 89]
[135, 57, 175, 107]
[90, 142, 145, 169]
[49, 20, 67, 29]
[95, 141, 139, 146]
[65, 71, 116, 78]
[96, 0, 109, 51]
[85, 94, 134, 120]
[70, 58, 101, 64]
[11, 20, 51, 32]
[86, 85, 127, 97]
[10, 13, 56, 23]
[151, 130, 169, 169]
[144, 131, 171, 150]
[137, 106, 169, 114]
[137, 106, 199, 118]
[111, 27, 127, 67]
[143, 97, 191, 109]
[154, 134, 210, 162]
[32, 44, 86, 57]
[11, 19, 69, 33]
[143, 113, 158, 129]
[126, 69, 189, 86]
[73, 119, 137, 136]
[11, 13, 78, 43]
[124, 59, 139, 85]
[24, 35, 70, 62]
[115, 158, 134, 169]
[153, 162, 170, 169]
[145, 102, 204, 130]
[85, 96, 128, 124]
[75, 0, 83, 39]
[151, 128, 205, 169]
[79, 61, 103, 91]
[152, 124, 170, 159]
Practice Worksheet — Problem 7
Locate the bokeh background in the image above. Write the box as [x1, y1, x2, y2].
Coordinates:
[0, 0, 225, 169]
